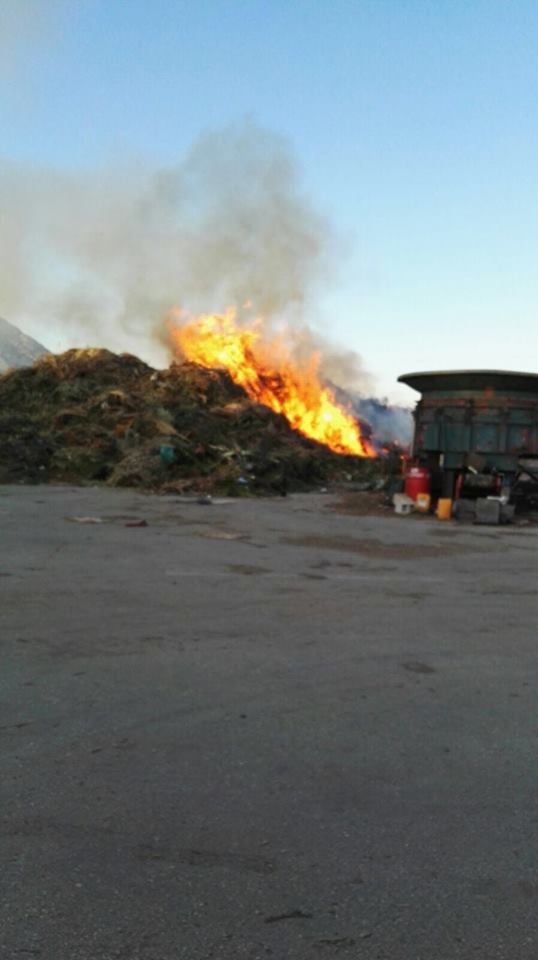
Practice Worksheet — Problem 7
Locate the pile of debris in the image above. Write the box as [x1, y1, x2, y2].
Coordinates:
[0, 348, 382, 494]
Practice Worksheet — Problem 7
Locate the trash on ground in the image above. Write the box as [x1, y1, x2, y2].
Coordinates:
[68, 516, 104, 524]
[198, 529, 244, 540]
[393, 492, 415, 516]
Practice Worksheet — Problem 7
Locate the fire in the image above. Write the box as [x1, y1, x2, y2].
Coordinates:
[169, 308, 375, 457]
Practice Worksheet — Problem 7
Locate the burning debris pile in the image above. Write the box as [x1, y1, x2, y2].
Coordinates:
[0, 124, 401, 494]
[169, 308, 375, 457]
[0, 348, 380, 494]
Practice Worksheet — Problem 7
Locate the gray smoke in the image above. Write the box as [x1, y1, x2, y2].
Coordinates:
[0, 0, 66, 72]
[353, 397, 413, 448]
[289, 325, 375, 396]
[329, 380, 413, 449]
[0, 121, 374, 386]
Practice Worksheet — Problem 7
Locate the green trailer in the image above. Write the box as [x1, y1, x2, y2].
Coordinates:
[398, 370, 538, 498]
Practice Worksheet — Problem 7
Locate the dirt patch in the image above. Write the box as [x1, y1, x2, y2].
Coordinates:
[198, 529, 246, 541]
[227, 564, 271, 576]
[387, 590, 432, 601]
[136, 845, 275, 874]
[264, 910, 313, 923]
[281, 534, 467, 560]
[329, 488, 434, 520]
[402, 661, 437, 674]
[329, 490, 394, 517]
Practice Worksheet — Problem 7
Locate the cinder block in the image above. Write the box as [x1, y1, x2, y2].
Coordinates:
[453, 498, 476, 523]
[475, 498, 501, 525]
[500, 503, 516, 524]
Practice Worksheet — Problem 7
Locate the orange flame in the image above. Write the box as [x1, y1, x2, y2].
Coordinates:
[169, 308, 375, 457]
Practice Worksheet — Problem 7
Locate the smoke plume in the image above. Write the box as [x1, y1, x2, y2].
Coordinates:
[353, 397, 413, 448]
[0, 0, 66, 73]
[0, 121, 374, 393]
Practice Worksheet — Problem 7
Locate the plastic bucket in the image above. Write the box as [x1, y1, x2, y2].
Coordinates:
[393, 493, 415, 515]
[415, 492, 431, 513]
[436, 497, 452, 521]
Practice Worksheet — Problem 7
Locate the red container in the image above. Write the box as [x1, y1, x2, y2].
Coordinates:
[404, 466, 431, 501]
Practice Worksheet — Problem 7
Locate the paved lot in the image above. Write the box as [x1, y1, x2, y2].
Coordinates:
[1, 484, 537, 960]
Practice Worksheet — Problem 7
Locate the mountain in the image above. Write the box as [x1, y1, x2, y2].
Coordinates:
[0, 317, 50, 372]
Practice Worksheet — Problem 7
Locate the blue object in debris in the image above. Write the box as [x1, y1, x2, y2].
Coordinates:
[160, 444, 176, 466]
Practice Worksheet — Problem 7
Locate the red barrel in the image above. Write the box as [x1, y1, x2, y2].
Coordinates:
[404, 466, 431, 501]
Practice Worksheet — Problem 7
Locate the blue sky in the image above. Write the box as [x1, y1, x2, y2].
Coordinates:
[2, 0, 538, 401]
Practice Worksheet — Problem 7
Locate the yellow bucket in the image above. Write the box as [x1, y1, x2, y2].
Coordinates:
[415, 492, 431, 513]
[436, 497, 452, 520]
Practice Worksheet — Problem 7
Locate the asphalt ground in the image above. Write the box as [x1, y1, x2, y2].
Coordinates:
[1, 485, 537, 960]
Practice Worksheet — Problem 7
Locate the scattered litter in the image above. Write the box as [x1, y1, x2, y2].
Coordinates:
[264, 910, 313, 924]
[315, 936, 358, 947]
[174, 497, 240, 506]
[68, 516, 104, 524]
[402, 661, 436, 674]
[199, 529, 244, 540]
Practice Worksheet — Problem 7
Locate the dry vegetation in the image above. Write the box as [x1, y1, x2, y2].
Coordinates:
[0, 349, 383, 495]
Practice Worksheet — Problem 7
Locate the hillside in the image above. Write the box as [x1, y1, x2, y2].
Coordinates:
[0, 317, 49, 372]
